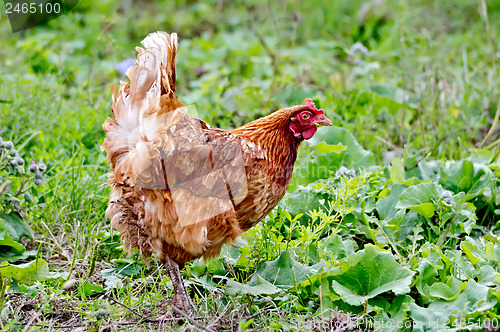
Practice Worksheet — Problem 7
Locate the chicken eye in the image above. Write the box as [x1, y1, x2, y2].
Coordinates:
[301, 113, 311, 120]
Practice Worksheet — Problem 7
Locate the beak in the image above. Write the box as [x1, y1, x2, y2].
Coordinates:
[315, 114, 332, 126]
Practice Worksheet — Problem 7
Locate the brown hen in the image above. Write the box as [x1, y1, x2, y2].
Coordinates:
[102, 31, 332, 316]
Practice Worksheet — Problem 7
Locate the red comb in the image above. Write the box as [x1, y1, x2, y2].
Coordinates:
[304, 98, 324, 115]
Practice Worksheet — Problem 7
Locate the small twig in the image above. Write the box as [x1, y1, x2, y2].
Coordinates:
[405, 150, 432, 171]
[477, 97, 500, 148]
[0, 180, 11, 197]
[15, 319, 188, 330]
[416, 104, 427, 149]
[22, 312, 41, 332]
[437, 215, 456, 248]
[484, 137, 500, 150]
[102, 291, 213, 332]
[375, 136, 398, 150]
[39, 219, 70, 259]
[260, 82, 279, 110]
[206, 301, 232, 330]
[14, 178, 26, 197]
[12, 201, 26, 219]
[373, 218, 402, 261]
[100, 292, 152, 322]
[244, 304, 274, 321]
[319, 285, 324, 322]
[16, 321, 85, 329]
[170, 306, 216, 332]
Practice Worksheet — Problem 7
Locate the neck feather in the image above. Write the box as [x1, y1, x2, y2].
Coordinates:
[232, 109, 302, 185]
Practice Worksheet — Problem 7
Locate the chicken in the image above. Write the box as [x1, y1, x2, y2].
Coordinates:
[102, 31, 332, 316]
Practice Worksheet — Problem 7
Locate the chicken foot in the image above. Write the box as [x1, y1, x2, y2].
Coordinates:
[162, 256, 195, 317]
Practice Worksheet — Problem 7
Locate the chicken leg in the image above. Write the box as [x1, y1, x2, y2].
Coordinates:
[164, 256, 195, 316]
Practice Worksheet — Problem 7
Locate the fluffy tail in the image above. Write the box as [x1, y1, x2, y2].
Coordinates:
[102, 32, 183, 185]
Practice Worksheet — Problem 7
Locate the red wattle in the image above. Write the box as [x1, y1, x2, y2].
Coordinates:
[301, 126, 317, 140]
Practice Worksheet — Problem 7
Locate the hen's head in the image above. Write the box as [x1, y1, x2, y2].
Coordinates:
[288, 99, 332, 140]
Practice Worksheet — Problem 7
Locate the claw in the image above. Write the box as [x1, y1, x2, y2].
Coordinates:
[160, 299, 176, 308]
[157, 296, 194, 320]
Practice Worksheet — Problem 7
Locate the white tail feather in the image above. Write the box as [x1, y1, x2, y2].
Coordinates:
[102, 32, 180, 185]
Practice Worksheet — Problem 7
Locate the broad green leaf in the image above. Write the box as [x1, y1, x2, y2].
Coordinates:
[370, 84, 411, 105]
[487, 242, 500, 264]
[293, 271, 337, 300]
[290, 127, 374, 188]
[221, 239, 246, 266]
[1, 250, 36, 263]
[190, 255, 227, 275]
[312, 142, 345, 154]
[396, 182, 439, 218]
[446, 250, 475, 280]
[390, 158, 405, 183]
[252, 250, 322, 288]
[428, 276, 464, 301]
[280, 182, 328, 220]
[439, 160, 494, 201]
[110, 257, 135, 264]
[235, 245, 252, 268]
[330, 245, 415, 306]
[191, 274, 219, 292]
[290, 144, 345, 188]
[373, 295, 414, 332]
[0, 259, 48, 284]
[101, 269, 124, 290]
[403, 177, 423, 187]
[46, 271, 70, 280]
[0, 232, 26, 259]
[0, 212, 33, 242]
[476, 265, 499, 286]
[226, 274, 281, 296]
[309, 126, 376, 170]
[321, 234, 357, 261]
[460, 238, 484, 265]
[409, 280, 497, 331]
[293, 272, 359, 314]
[115, 263, 143, 277]
[376, 183, 407, 220]
[439, 160, 474, 194]
[414, 258, 439, 299]
[79, 281, 104, 297]
[0, 221, 4, 241]
[412, 161, 441, 181]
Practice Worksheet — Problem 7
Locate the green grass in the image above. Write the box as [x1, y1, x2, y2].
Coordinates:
[0, 0, 499, 331]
